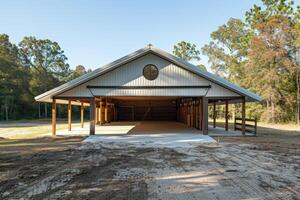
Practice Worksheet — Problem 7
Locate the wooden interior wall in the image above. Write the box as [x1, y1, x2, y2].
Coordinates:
[116, 100, 177, 121]
[178, 98, 202, 130]
[96, 97, 203, 129]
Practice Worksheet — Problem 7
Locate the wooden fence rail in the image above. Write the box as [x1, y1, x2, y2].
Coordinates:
[234, 117, 257, 136]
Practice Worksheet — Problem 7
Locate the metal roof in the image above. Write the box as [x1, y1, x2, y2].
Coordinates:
[35, 45, 262, 102]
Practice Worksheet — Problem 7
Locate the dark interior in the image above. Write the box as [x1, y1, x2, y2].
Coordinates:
[115, 99, 177, 121]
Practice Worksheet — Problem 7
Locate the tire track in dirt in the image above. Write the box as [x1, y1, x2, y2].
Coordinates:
[211, 145, 299, 200]
[226, 145, 300, 196]
[7, 150, 106, 199]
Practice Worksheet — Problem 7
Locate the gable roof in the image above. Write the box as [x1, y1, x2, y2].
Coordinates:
[35, 45, 262, 102]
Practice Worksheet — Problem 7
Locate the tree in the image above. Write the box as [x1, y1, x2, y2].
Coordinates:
[68, 65, 87, 80]
[247, 15, 299, 122]
[173, 41, 206, 70]
[18, 36, 70, 95]
[201, 18, 252, 84]
[202, 0, 300, 123]
[18, 36, 70, 118]
[0, 34, 31, 120]
[173, 41, 201, 62]
[198, 64, 207, 71]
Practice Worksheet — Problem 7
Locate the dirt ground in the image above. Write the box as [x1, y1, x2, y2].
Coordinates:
[0, 131, 299, 200]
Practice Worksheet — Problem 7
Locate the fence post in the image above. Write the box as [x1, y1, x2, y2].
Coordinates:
[254, 119, 257, 136]
[234, 117, 236, 131]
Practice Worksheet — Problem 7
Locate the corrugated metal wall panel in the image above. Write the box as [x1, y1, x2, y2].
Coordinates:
[57, 53, 240, 97]
[89, 88, 209, 96]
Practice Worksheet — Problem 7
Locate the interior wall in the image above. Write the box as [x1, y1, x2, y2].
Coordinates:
[116, 100, 177, 121]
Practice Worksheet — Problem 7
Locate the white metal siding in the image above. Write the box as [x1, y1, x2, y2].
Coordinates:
[57, 53, 240, 97]
[89, 88, 209, 96]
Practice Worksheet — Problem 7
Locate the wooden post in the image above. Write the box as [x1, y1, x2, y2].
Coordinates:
[234, 117, 236, 131]
[213, 102, 216, 128]
[132, 106, 134, 121]
[199, 98, 203, 130]
[242, 97, 246, 136]
[191, 102, 194, 127]
[90, 97, 95, 135]
[100, 98, 104, 125]
[202, 97, 208, 135]
[196, 101, 198, 128]
[52, 99, 56, 137]
[81, 102, 84, 128]
[68, 100, 72, 131]
[254, 119, 257, 136]
[97, 107, 100, 124]
[96, 101, 99, 125]
[105, 98, 108, 123]
[225, 100, 229, 131]
[114, 105, 117, 121]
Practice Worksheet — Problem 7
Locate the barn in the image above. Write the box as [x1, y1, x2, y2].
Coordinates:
[35, 45, 262, 136]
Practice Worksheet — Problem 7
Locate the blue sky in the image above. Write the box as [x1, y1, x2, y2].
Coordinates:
[1, 0, 291, 71]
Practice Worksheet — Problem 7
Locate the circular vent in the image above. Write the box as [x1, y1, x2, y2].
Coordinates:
[143, 64, 159, 80]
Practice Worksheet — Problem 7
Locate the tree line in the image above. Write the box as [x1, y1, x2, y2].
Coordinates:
[173, 0, 300, 124]
[1, 0, 299, 124]
[0, 35, 89, 120]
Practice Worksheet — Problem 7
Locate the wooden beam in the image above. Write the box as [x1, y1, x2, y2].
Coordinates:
[52, 99, 56, 137]
[90, 97, 95, 135]
[81, 102, 84, 128]
[202, 97, 208, 135]
[68, 100, 72, 131]
[225, 100, 229, 131]
[242, 97, 246, 136]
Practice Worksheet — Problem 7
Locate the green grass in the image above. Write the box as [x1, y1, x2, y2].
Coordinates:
[0, 119, 83, 139]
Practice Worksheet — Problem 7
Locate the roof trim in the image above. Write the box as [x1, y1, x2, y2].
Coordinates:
[35, 45, 262, 102]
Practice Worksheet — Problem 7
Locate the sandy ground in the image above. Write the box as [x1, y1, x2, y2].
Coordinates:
[0, 135, 299, 200]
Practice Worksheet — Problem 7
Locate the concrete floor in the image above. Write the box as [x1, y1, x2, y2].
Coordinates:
[48, 121, 202, 137]
[45, 121, 249, 137]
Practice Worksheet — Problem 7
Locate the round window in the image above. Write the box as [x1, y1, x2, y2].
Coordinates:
[143, 64, 159, 80]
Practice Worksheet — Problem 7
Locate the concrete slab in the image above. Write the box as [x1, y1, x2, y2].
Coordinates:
[49, 121, 202, 137]
[43, 121, 253, 138]
[83, 134, 216, 149]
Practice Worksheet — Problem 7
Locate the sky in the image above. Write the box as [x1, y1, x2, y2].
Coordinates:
[0, 0, 291, 71]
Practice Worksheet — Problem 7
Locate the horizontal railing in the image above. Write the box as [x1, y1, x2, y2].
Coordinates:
[234, 117, 257, 136]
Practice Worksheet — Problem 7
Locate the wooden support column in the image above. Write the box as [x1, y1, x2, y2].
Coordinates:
[191, 102, 194, 127]
[187, 103, 191, 127]
[52, 99, 56, 137]
[202, 97, 208, 135]
[96, 101, 99, 125]
[100, 98, 104, 125]
[90, 97, 95, 135]
[105, 98, 108, 123]
[213, 102, 216, 128]
[96, 101, 100, 125]
[225, 100, 229, 131]
[195, 100, 199, 129]
[68, 100, 72, 131]
[199, 98, 203, 130]
[242, 97, 246, 136]
[114, 106, 118, 121]
[81, 102, 84, 128]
